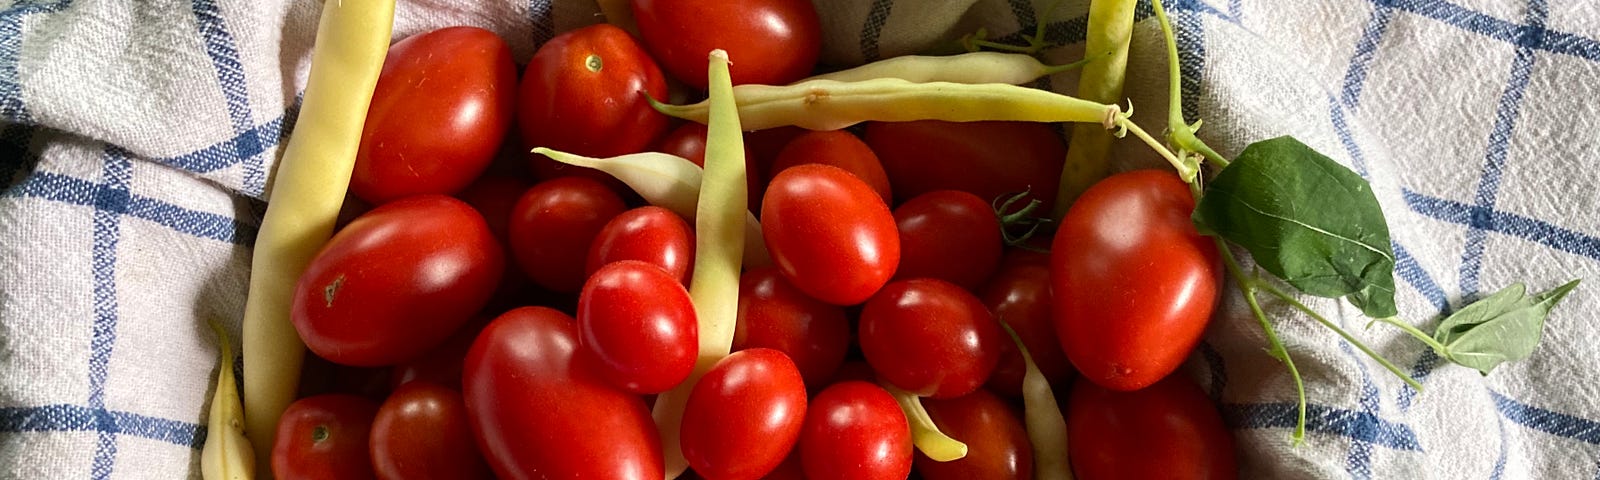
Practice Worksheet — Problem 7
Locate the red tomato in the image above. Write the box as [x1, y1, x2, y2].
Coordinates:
[351, 27, 516, 205]
[981, 263, 1072, 397]
[1053, 170, 1220, 391]
[576, 260, 698, 394]
[456, 173, 533, 247]
[914, 389, 1032, 480]
[859, 278, 1002, 399]
[761, 164, 899, 306]
[1068, 374, 1236, 480]
[681, 348, 808, 480]
[744, 127, 806, 175]
[655, 122, 765, 212]
[389, 315, 490, 391]
[865, 121, 1065, 207]
[371, 382, 493, 480]
[733, 268, 850, 389]
[770, 130, 891, 204]
[296, 354, 391, 403]
[508, 177, 628, 293]
[892, 190, 1002, 290]
[800, 381, 912, 480]
[519, 24, 670, 186]
[586, 206, 695, 286]
[463, 307, 663, 479]
[630, 0, 820, 89]
[758, 450, 805, 480]
[292, 195, 503, 366]
[271, 394, 379, 480]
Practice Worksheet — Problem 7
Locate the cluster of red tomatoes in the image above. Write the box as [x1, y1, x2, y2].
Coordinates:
[273, 1, 1238, 479]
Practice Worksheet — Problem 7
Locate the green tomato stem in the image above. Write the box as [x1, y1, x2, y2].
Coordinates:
[1257, 283, 1425, 392]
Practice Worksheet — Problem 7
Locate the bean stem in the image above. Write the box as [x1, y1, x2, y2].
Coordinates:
[1150, 0, 1228, 169]
[1216, 243, 1308, 444]
[1373, 316, 1449, 354]
[1258, 283, 1424, 391]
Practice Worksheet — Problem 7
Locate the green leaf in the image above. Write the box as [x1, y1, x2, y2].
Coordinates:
[1434, 280, 1580, 375]
[1192, 136, 1398, 318]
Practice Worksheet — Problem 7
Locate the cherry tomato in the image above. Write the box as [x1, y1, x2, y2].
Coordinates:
[293, 195, 503, 366]
[981, 263, 1072, 397]
[351, 27, 516, 205]
[271, 394, 379, 480]
[456, 173, 533, 247]
[655, 122, 765, 212]
[770, 130, 891, 204]
[371, 382, 493, 480]
[681, 348, 808, 480]
[508, 176, 628, 293]
[519, 23, 670, 187]
[859, 278, 1003, 399]
[800, 381, 912, 480]
[892, 190, 1002, 290]
[744, 127, 806, 175]
[463, 307, 663, 479]
[577, 260, 698, 394]
[389, 315, 491, 391]
[762, 164, 899, 306]
[631, 0, 820, 89]
[733, 268, 850, 389]
[865, 120, 1065, 207]
[586, 206, 695, 286]
[914, 389, 1032, 480]
[1068, 374, 1237, 480]
[1053, 170, 1220, 391]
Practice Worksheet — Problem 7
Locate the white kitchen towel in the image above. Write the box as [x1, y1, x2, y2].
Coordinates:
[2, 0, 1597, 478]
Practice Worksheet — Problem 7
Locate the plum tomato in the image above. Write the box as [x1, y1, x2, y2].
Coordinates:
[1068, 374, 1237, 480]
[455, 173, 533, 247]
[389, 315, 491, 391]
[1053, 170, 1220, 391]
[865, 120, 1066, 208]
[350, 27, 517, 205]
[463, 307, 663, 479]
[914, 389, 1033, 480]
[733, 268, 850, 389]
[371, 382, 493, 480]
[859, 278, 1003, 399]
[508, 176, 629, 293]
[519, 23, 670, 186]
[800, 381, 912, 480]
[576, 260, 698, 394]
[981, 263, 1072, 397]
[769, 130, 892, 204]
[586, 206, 695, 286]
[631, 0, 820, 89]
[655, 122, 765, 213]
[292, 195, 503, 366]
[761, 164, 899, 306]
[271, 394, 379, 480]
[892, 190, 1002, 290]
[681, 348, 808, 480]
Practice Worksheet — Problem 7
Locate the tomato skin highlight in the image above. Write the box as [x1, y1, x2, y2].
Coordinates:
[761, 164, 899, 306]
[631, 0, 821, 89]
[770, 130, 892, 204]
[733, 268, 851, 389]
[681, 348, 808, 480]
[914, 389, 1033, 480]
[292, 195, 504, 367]
[577, 260, 698, 394]
[859, 278, 1003, 399]
[800, 381, 912, 480]
[508, 176, 629, 293]
[463, 306, 664, 480]
[865, 120, 1066, 208]
[370, 382, 493, 480]
[892, 190, 1003, 290]
[271, 394, 380, 480]
[352, 27, 517, 205]
[1068, 374, 1237, 480]
[1052, 170, 1221, 391]
[587, 206, 696, 286]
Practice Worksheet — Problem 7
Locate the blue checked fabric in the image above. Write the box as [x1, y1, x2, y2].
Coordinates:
[2, 0, 1598, 478]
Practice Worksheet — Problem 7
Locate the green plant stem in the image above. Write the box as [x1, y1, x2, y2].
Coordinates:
[1257, 283, 1424, 391]
[1119, 120, 1196, 182]
[1373, 316, 1450, 354]
[1215, 242, 1307, 444]
[1150, 0, 1227, 169]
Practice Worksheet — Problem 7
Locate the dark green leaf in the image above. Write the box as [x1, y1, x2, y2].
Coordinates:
[1435, 280, 1580, 375]
[1192, 136, 1397, 317]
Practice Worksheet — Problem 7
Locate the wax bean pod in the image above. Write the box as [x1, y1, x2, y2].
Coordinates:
[800, 51, 1090, 85]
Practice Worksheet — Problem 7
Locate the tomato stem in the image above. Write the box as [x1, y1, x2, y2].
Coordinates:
[1258, 283, 1425, 391]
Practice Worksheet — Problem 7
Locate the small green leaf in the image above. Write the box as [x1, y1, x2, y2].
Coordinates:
[1193, 136, 1398, 318]
[1434, 280, 1580, 375]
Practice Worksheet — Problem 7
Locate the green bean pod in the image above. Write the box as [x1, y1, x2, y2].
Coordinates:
[650, 78, 1120, 131]
[799, 52, 1089, 85]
